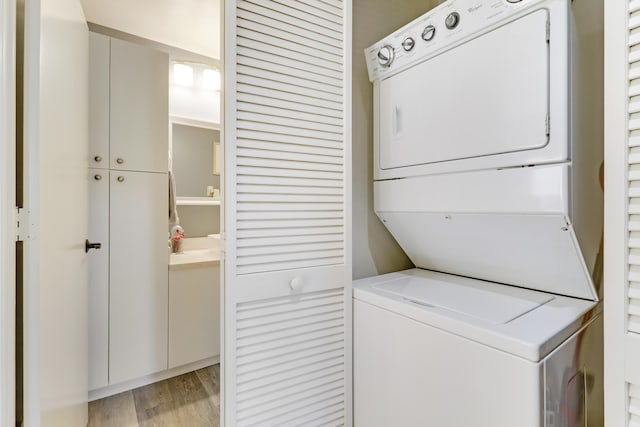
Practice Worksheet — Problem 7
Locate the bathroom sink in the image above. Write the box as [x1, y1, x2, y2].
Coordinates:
[170, 237, 221, 267]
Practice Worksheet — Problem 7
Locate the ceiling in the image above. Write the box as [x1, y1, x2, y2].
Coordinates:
[80, 0, 221, 60]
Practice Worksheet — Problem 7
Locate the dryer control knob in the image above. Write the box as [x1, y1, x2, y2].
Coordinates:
[377, 45, 395, 67]
[422, 25, 436, 42]
[445, 12, 460, 29]
[402, 37, 416, 51]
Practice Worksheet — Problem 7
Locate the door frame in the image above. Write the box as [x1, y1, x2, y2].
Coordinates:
[0, 0, 17, 425]
[20, 0, 43, 424]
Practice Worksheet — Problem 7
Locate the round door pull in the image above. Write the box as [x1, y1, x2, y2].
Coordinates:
[94, 174, 102, 181]
[117, 176, 125, 182]
[116, 158, 124, 164]
[289, 276, 303, 291]
[94, 155, 102, 162]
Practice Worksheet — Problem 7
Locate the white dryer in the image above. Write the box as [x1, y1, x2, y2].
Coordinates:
[355, 0, 604, 425]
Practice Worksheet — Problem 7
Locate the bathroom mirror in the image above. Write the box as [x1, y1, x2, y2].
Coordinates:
[172, 123, 220, 197]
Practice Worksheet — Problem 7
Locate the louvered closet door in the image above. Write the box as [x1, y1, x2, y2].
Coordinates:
[223, 0, 352, 426]
[605, 0, 640, 425]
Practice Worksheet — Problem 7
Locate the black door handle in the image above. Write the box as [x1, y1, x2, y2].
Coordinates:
[85, 240, 102, 253]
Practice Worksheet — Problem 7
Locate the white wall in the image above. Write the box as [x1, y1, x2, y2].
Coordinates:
[80, 0, 220, 59]
[352, 0, 443, 279]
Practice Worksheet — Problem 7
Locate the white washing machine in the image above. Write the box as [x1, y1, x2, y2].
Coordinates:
[356, 0, 604, 425]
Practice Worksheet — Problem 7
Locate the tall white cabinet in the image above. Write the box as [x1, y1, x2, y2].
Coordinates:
[88, 32, 169, 391]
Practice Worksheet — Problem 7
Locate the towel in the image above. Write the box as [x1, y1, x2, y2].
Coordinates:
[169, 170, 180, 226]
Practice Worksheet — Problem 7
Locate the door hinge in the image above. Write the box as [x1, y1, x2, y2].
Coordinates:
[546, 115, 550, 135]
[16, 207, 30, 242]
[546, 20, 550, 42]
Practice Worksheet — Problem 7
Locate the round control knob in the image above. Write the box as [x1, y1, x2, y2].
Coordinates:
[422, 25, 436, 42]
[377, 45, 394, 68]
[445, 12, 460, 29]
[402, 37, 415, 52]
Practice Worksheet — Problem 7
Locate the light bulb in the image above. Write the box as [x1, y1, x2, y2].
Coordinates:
[202, 68, 221, 91]
[173, 63, 194, 86]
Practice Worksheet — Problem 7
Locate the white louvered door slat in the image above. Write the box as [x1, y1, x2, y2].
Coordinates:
[605, 1, 640, 425]
[630, 0, 640, 339]
[631, 383, 640, 426]
[224, 0, 352, 425]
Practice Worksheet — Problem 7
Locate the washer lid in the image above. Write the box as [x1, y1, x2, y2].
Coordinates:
[375, 274, 553, 324]
[354, 269, 598, 361]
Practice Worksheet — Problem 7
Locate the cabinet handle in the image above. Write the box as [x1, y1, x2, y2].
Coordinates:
[94, 174, 102, 181]
[117, 176, 125, 182]
[116, 158, 124, 164]
[94, 155, 102, 162]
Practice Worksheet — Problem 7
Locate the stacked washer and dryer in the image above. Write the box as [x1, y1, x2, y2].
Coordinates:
[354, 0, 603, 426]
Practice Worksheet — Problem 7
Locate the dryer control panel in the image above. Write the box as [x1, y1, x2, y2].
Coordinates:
[365, 0, 546, 82]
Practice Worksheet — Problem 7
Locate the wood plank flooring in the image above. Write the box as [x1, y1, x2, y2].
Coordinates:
[89, 364, 220, 427]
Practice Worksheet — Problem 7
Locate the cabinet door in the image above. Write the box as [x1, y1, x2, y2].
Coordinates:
[109, 170, 168, 384]
[110, 39, 168, 173]
[88, 168, 109, 390]
[88, 32, 109, 169]
[168, 264, 220, 368]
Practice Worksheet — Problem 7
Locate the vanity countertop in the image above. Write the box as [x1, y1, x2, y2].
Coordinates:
[169, 236, 221, 269]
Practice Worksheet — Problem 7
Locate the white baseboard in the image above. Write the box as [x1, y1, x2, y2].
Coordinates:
[89, 355, 220, 401]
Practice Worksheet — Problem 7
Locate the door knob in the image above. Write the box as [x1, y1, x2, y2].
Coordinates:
[116, 158, 124, 164]
[117, 176, 125, 182]
[290, 276, 303, 291]
[94, 155, 102, 162]
[85, 240, 102, 253]
[94, 174, 102, 181]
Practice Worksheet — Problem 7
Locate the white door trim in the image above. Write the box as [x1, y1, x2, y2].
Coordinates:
[0, 0, 17, 425]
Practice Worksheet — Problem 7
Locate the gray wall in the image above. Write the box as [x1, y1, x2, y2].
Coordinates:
[352, 0, 443, 279]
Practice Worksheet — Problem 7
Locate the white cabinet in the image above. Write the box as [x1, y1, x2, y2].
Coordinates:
[89, 34, 168, 173]
[88, 168, 109, 390]
[88, 32, 170, 391]
[110, 39, 169, 173]
[168, 263, 220, 368]
[109, 171, 169, 384]
[88, 169, 169, 389]
[88, 33, 109, 169]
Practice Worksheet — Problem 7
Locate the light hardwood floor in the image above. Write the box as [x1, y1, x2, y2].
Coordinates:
[89, 364, 220, 427]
